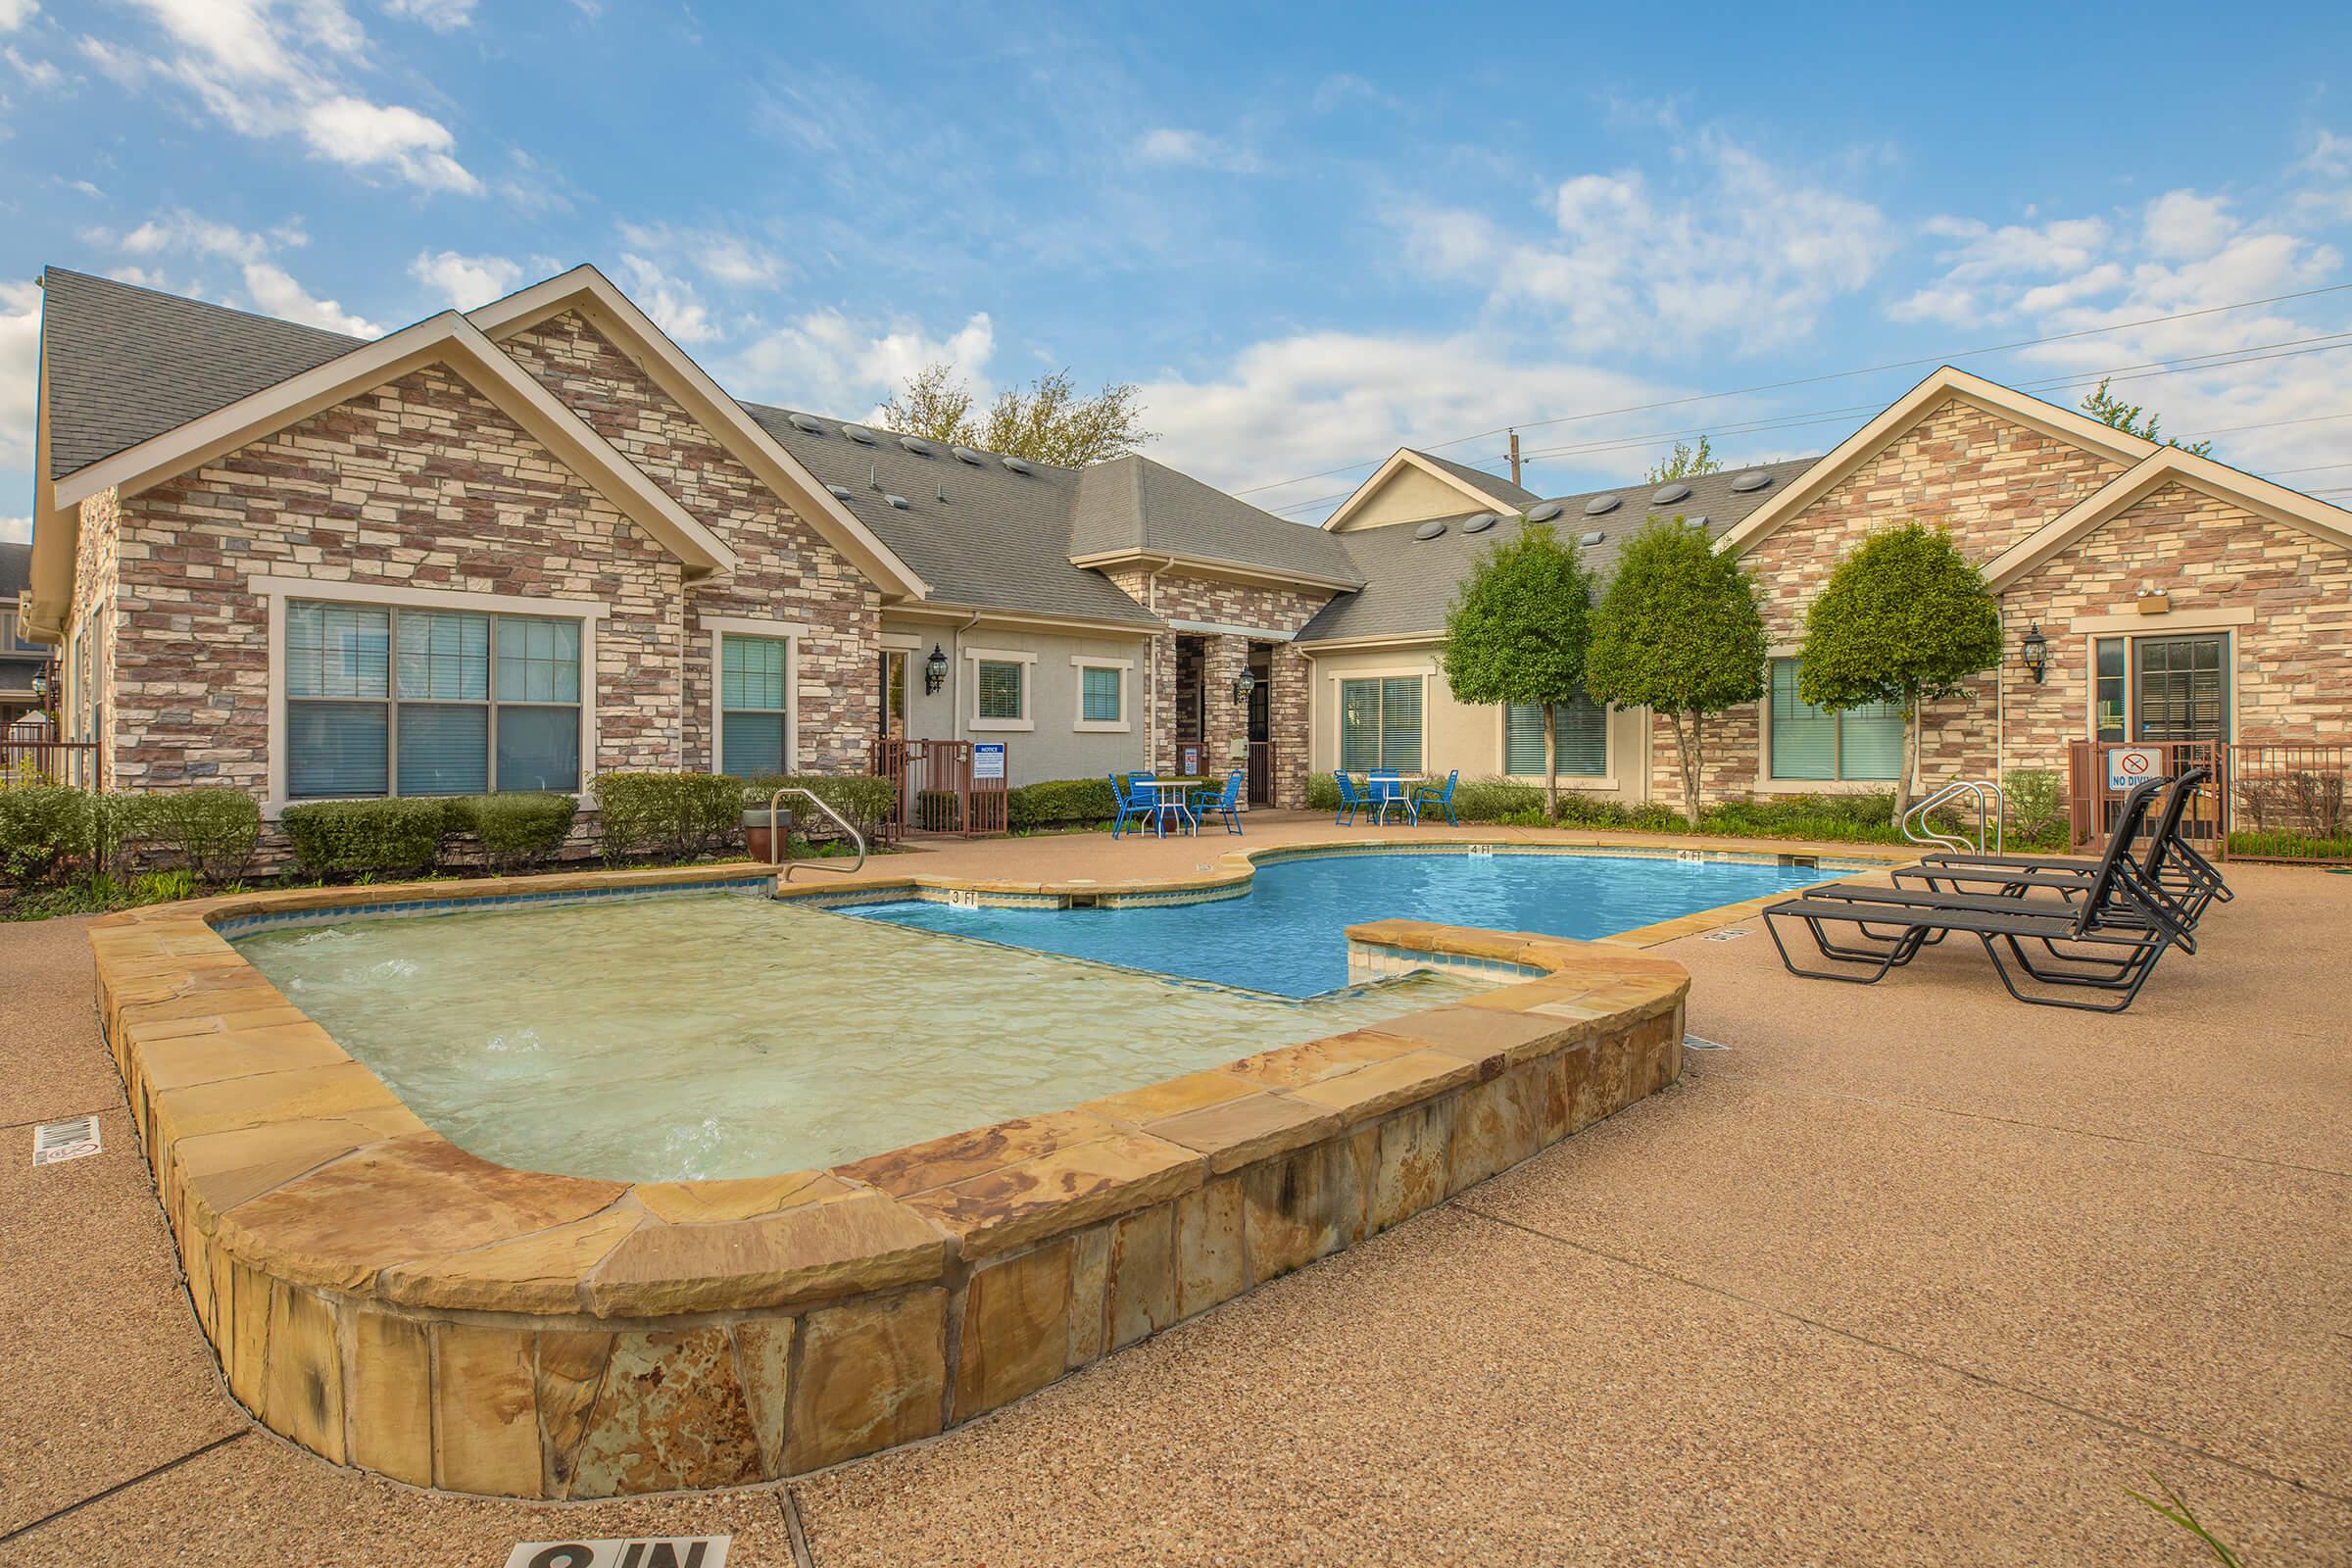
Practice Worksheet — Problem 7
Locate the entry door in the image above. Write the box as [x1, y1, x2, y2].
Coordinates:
[2133, 635, 2228, 743]
[877, 652, 906, 738]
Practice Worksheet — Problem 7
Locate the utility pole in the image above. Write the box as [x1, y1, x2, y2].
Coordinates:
[1508, 429, 1522, 487]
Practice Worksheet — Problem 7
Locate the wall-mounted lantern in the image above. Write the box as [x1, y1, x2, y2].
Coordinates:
[2019, 622, 2049, 685]
[923, 644, 949, 696]
[1232, 667, 1258, 706]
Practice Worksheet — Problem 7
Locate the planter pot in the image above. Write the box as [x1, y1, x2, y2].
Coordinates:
[744, 807, 794, 863]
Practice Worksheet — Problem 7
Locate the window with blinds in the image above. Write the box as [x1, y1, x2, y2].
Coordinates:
[1768, 658, 1902, 782]
[720, 634, 792, 777]
[285, 601, 581, 799]
[1339, 676, 1423, 773]
[1080, 665, 1123, 723]
[1503, 697, 1608, 777]
[977, 660, 1024, 721]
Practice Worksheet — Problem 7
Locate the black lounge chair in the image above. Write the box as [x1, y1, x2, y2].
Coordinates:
[1760, 776, 2189, 1012]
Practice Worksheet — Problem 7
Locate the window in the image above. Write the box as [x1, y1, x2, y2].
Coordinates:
[2094, 638, 2127, 743]
[0, 608, 42, 653]
[2132, 635, 2229, 743]
[977, 660, 1025, 721]
[1339, 676, 1423, 772]
[285, 599, 580, 799]
[1081, 665, 1123, 724]
[720, 634, 793, 777]
[1504, 697, 1608, 777]
[1767, 659, 1903, 782]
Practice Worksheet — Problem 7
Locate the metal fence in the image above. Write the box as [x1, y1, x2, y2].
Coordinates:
[1, 737, 102, 789]
[871, 738, 1009, 838]
[2067, 739, 2352, 866]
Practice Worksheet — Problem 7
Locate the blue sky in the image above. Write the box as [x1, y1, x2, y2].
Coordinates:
[5, 1, 2351, 545]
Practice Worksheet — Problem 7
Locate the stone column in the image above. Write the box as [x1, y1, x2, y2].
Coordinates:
[1201, 633, 1250, 780]
[1270, 642, 1312, 808]
[1148, 633, 1178, 773]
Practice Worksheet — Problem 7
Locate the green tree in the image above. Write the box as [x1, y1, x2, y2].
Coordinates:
[1796, 524, 2002, 825]
[2081, 377, 2213, 457]
[1585, 518, 1767, 824]
[1645, 435, 1721, 483]
[1440, 518, 1595, 813]
[878, 364, 1155, 466]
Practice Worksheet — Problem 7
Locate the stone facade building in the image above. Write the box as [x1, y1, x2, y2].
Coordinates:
[21, 268, 2352, 829]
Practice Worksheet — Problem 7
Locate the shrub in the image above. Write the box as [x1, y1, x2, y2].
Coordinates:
[1305, 772, 1342, 812]
[280, 798, 450, 879]
[1448, 777, 1545, 822]
[1553, 794, 1635, 829]
[1008, 777, 1118, 831]
[447, 793, 577, 872]
[740, 774, 897, 844]
[0, 785, 94, 886]
[1694, 792, 1904, 845]
[136, 788, 262, 885]
[594, 771, 744, 862]
[2004, 769, 2065, 847]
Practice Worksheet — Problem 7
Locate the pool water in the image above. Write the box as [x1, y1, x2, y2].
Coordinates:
[232, 893, 1485, 1183]
[849, 849, 1837, 997]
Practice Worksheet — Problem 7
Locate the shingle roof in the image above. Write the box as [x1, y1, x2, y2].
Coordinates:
[739, 408, 1159, 625]
[1299, 459, 1820, 643]
[1405, 449, 1542, 508]
[41, 268, 367, 480]
[1068, 453, 1362, 585]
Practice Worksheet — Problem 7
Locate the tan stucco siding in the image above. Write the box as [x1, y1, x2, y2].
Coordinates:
[883, 615, 1154, 788]
[1330, 466, 1492, 532]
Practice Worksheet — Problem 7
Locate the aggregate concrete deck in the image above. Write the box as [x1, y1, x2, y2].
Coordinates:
[3, 819, 2346, 1564]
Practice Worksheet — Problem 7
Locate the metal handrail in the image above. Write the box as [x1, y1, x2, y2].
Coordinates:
[764, 787, 867, 882]
[1901, 777, 2004, 856]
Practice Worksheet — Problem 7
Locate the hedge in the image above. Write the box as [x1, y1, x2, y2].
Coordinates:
[1008, 777, 1118, 831]
[594, 771, 744, 862]
[1305, 771, 1547, 824]
[738, 773, 897, 844]
[0, 785, 95, 885]
[279, 798, 450, 879]
[135, 787, 262, 884]
[446, 793, 576, 872]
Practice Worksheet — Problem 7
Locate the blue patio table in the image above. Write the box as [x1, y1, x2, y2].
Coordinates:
[1129, 777, 1197, 836]
[1365, 770, 1410, 824]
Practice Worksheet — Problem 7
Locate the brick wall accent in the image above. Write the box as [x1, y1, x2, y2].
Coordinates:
[107, 364, 685, 798]
[69, 486, 124, 786]
[499, 312, 881, 771]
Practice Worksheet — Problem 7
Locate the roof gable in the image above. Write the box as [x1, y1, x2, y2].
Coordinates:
[1068, 453, 1363, 589]
[1320, 448, 1538, 533]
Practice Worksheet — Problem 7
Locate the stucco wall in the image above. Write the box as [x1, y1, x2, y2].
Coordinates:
[1329, 466, 1493, 531]
[882, 616, 1153, 788]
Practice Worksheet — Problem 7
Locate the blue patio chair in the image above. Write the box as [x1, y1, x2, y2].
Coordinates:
[1192, 769, 1245, 836]
[1107, 772, 1154, 839]
[1333, 770, 1366, 825]
[1411, 768, 1460, 827]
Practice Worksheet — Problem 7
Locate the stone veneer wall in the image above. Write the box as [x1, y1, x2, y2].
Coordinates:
[68, 486, 124, 787]
[498, 312, 882, 771]
[103, 365, 686, 798]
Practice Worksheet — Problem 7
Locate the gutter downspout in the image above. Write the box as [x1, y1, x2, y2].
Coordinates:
[950, 609, 981, 742]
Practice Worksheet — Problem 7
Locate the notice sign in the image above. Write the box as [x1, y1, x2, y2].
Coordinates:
[973, 742, 1006, 781]
[2106, 747, 2162, 790]
[505, 1539, 728, 1568]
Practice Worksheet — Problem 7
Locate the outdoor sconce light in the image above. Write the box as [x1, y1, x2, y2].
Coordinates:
[2020, 623, 2049, 685]
[923, 644, 948, 695]
[30, 670, 48, 701]
[1232, 667, 1258, 706]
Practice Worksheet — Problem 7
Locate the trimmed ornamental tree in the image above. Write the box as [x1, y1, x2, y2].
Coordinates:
[1585, 518, 1768, 825]
[1440, 517, 1595, 813]
[1797, 523, 2003, 826]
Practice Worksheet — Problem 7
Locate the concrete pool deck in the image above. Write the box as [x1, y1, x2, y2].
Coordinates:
[4, 818, 2347, 1562]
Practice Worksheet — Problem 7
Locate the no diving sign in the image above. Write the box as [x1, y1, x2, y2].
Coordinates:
[2106, 747, 2162, 790]
[505, 1539, 727, 1568]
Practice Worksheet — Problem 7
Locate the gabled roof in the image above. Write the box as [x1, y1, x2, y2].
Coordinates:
[1068, 453, 1362, 589]
[1299, 458, 1817, 644]
[1712, 365, 2158, 559]
[1984, 445, 2352, 590]
[1319, 447, 1542, 532]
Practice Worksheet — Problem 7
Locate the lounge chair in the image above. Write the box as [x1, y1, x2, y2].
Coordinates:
[1333, 770, 1367, 826]
[1107, 772, 1155, 840]
[1192, 769, 1245, 835]
[1760, 776, 2189, 1012]
[1411, 769, 1461, 826]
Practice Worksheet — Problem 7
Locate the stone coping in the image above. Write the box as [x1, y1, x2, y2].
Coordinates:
[92, 854, 1699, 1496]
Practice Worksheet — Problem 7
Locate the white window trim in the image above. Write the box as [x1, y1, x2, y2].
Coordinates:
[1331, 668, 1428, 774]
[1070, 656, 1133, 733]
[1493, 701, 1616, 790]
[966, 646, 1036, 732]
[707, 614, 812, 777]
[1754, 646, 1913, 796]
[2082, 626, 2239, 746]
[252, 574, 606, 818]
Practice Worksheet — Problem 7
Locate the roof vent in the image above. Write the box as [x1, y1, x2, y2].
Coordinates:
[1524, 502, 1563, 523]
[952, 446, 985, 466]
[1461, 514, 1498, 534]
[899, 435, 934, 457]
[788, 413, 825, 435]
[884, 493, 910, 510]
[1729, 469, 1772, 493]
[1685, 514, 1710, 529]
[824, 483, 854, 501]
[1583, 494, 1621, 515]
[1001, 456, 1034, 475]
[1650, 482, 1691, 505]
[1580, 530, 1606, 547]
[841, 423, 878, 445]
[1414, 519, 1447, 540]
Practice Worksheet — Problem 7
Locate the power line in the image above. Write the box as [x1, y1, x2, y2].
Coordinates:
[1231, 278, 2352, 499]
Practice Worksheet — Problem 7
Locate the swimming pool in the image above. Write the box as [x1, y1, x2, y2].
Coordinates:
[848, 848, 1838, 996]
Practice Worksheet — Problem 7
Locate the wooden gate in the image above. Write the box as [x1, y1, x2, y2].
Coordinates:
[2066, 740, 2223, 852]
[872, 738, 1008, 838]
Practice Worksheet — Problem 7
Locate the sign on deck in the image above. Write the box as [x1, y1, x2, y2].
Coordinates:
[973, 742, 1005, 781]
[505, 1539, 728, 1568]
[2105, 747, 2162, 790]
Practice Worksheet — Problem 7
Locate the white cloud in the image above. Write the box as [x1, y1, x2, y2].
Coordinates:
[1394, 133, 1892, 354]
[119, 209, 275, 264]
[383, 0, 474, 30]
[614, 254, 718, 345]
[409, 249, 521, 310]
[5, 43, 59, 85]
[1, 278, 42, 479]
[300, 96, 479, 193]
[2302, 128, 2352, 179]
[96, 209, 384, 336]
[614, 221, 783, 289]
[0, 516, 30, 545]
[1132, 126, 1264, 174]
[2142, 190, 2237, 261]
[729, 310, 995, 420]
[0, 0, 36, 32]
[241, 263, 381, 335]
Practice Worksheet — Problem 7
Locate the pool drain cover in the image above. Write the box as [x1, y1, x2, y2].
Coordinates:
[1703, 928, 1751, 942]
[32, 1115, 101, 1166]
[1682, 1034, 1730, 1052]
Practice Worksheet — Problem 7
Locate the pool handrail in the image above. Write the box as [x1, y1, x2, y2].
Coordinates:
[765, 786, 867, 882]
